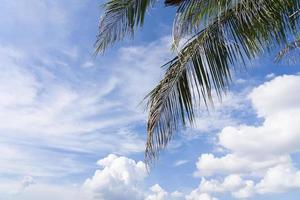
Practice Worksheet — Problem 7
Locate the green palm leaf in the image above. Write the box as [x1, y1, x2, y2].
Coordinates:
[96, 0, 300, 166]
[165, 0, 183, 6]
[145, 0, 300, 164]
[276, 37, 300, 62]
[95, 0, 155, 53]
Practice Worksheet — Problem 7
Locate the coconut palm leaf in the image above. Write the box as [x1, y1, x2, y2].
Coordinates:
[276, 37, 300, 62]
[95, 0, 155, 53]
[275, 7, 300, 61]
[290, 8, 300, 18]
[145, 0, 300, 163]
[96, 0, 300, 165]
[165, 0, 183, 6]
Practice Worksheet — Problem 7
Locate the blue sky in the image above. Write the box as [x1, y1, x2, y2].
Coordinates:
[0, 1, 300, 200]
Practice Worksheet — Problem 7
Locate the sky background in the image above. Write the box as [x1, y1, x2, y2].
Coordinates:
[0, 1, 300, 200]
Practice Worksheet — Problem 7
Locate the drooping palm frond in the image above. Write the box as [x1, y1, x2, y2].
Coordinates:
[276, 7, 300, 61]
[290, 8, 300, 19]
[172, 0, 300, 46]
[276, 37, 300, 62]
[96, 0, 300, 165]
[164, 0, 183, 6]
[145, 0, 300, 164]
[95, 0, 156, 53]
[172, 0, 233, 46]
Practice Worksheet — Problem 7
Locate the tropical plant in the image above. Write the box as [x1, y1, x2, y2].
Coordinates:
[95, 0, 300, 165]
[276, 37, 300, 61]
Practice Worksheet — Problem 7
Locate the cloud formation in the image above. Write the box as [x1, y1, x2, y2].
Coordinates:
[193, 75, 300, 198]
[83, 154, 147, 200]
[1, 1, 299, 199]
[0, 11, 173, 179]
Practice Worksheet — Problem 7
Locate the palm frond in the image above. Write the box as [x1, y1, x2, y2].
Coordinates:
[290, 8, 300, 18]
[276, 5, 300, 61]
[146, 0, 300, 164]
[172, 0, 300, 47]
[172, 0, 230, 46]
[276, 37, 300, 62]
[95, 0, 155, 53]
[164, 0, 183, 6]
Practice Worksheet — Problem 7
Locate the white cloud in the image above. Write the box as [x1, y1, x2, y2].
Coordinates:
[145, 184, 184, 200]
[0, 30, 173, 181]
[232, 181, 254, 199]
[250, 75, 300, 117]
[219, 75, 300, 157]
[174, 160, 189, 167]
[145, 184, 168, 200]
[265, 73, 275, 79]
[185, 89, 252, 138]
[0, 154, 186, 200]
[0, 45, 148, 178]
[83, 154, 147, 200]
[0, 177, 86, 200]
[2, 2, 300, 200]
[0, 1, 184, 200]
[193, 75, 300, 198]
[4, 176, 37, 195]
[83, 155, 186, 200]
[114, 36, 172, 109]
[195, 153, 290, 177]
[193, 162, 300, 199]
[256, 164, 300, 194]
[11, 183, 85, 200]
[171, 191, 185, 199]
[0, 0, 175, 183]
[194, 175, 254, 199]
[21, 176, 35, 189]
[82, 61, 95, 68]
[186, 192, 218, 200]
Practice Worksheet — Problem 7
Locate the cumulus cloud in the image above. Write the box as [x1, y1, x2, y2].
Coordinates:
[83, 155, 187, 200]
[1, 154, 185, 200]
[192, 75, 300, 198]
[250, 75, 300, 117]
[195, 153, 290, 177]
[195, 175, 254, 199]
[83, 154, 147, 200]
[145, 184, 169, 200]
[186, 191, 218, 200]
[193, 163, 300, 199]
[256, 164, 300, 194]
[145, 184, 184, 200]
[219, 75, 300, 158]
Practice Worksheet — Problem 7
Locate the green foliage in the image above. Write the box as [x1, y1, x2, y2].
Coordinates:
[95, 0, 155, 53]
[96, 0, 300, 165]
[146, 0, 300, 163]
[276, 37, 300, 61]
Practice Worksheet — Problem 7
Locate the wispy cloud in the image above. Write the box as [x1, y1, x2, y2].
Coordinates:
[174, 160, 189, 167]
[0, 1, 173, 184]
